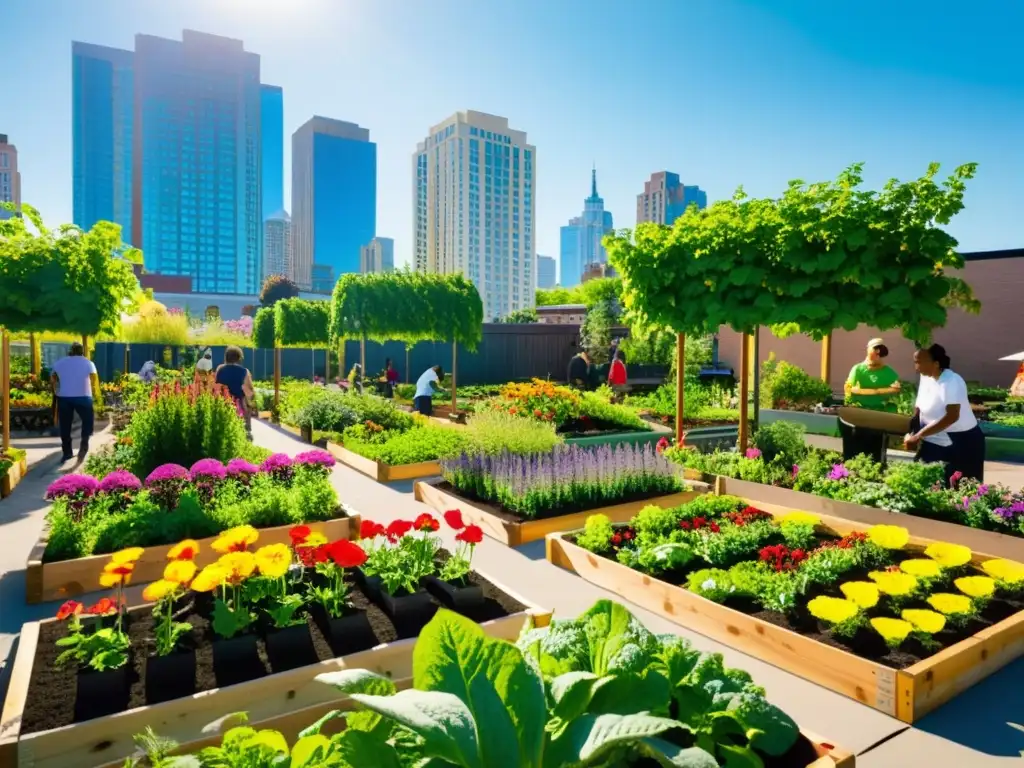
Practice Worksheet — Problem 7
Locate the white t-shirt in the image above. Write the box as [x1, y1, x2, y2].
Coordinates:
[52, 356, 97, 398]
[414, 368, 439, 399]
[915, 369, 978, 447]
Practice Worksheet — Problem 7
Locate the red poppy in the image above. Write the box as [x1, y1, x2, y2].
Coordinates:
[413, 513, 439, 532]
[386, 520, 414, 541]
[56, 600, 83, 620]
[611, 533, 623, 547]
[298, 544, 330, 567]
[444, 509, 465, 530]
[455, 524, 484, 544]
[622, 529, 634, 541]
[680, 520, 692, 531]
[289, 525, 311, 544]
[709, 523, 721, 533]
[88, 597, 117, 616]
[328, 540, 368, 569]
[360, 520, 386, 539]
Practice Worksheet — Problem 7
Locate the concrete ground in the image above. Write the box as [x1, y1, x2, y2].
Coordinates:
[1, 421, 1022, 766]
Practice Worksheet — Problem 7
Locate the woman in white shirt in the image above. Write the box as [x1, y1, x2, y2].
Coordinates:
[905, 344, 985, 482]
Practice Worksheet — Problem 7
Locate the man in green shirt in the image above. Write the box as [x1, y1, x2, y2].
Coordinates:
[841, 338, 902, 461]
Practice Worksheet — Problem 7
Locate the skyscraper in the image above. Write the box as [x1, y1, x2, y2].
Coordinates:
[536, 254, 556, 289]
[360, 237, 394, 273]
[559, 169, 614, 288]
[292, 116, 376, 290]
[72, 41, 134, 237]
[413, 111, 535, 321]
[636, 171, 707, 226]
[260, 85, 284, 221]
[0, 135, 20, 220]
[263, 210, 292, 279]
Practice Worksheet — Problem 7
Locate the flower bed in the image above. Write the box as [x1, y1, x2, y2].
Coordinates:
[546, 493, 1024, 722]
[327, 440, 443, 482]
[0, 448, 28, 499]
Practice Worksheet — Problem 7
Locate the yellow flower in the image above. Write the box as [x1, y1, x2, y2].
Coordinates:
[297, 532, 328, 548]
[901, 609, 946, 635]
[99, 571, 132, 588]
[870, 617, 913, 646]
[163, 559, 197, 585]
[254, 544, 292, 579]
[168, 539, 200, 561]
[867, 525, 909, 550]
[191, 565, 226, 592]
[211, 525, 259, 554]
[955, 575, 996, 599]
[924, 542, 972, 569]
[110, 547, 145, 563]
[868, 570, 918, 596]
[142, 579, 178, 603]
[807, 596, 860, 624]
[980, 558, 1024, 585]
[780, 511, 820, 527]
[899, 559, 942, 579]
[927, 593, 973, 616]
[840, 581, 880, 609]
[217, 551, 257, 583]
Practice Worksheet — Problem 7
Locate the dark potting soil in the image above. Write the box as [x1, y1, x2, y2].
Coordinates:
[639, 413, 739, 429]
[557, 416, 651, 439]
[19, 559, 527, 735]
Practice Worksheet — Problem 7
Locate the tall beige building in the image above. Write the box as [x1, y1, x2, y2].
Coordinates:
[413, 111, 535, 321]
[263, 210, 293, 279]
[636, 171, 707, 226]
[360, 237, 394, 273]
[0, 134, 21, 220]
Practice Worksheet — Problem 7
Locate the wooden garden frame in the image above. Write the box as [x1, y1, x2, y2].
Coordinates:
[0, 572, 550, 768]
[545, 494, 1024, 724]
[414, 480, 708, 547]
[0, 456, 27, 499]
[24, 513, 362, 605]
[326, 441, 441, 483]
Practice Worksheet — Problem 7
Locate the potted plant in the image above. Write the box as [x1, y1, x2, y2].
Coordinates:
[423, 509, 486, 611]
[357, 516, 437, 634]
[140, 542, 199, 703]
[249, 542, 317, 671]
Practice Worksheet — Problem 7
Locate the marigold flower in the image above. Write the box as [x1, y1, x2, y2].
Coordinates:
[191, 565, 226, 592]
[100, 571, 132, 588]
[217, 551, 257, 584]
[868, 570, 918, 596]
[840, 581, 880, 609]
[168, 539, 199, 561]
[980, 558, 1024, 585]
[807, 596, 859, 625]
[444, 509, 466, 530]
[327, 540, 368, 569]
[870, 617, 913, 646]
[899, 559, 942, 579]
[901, 609, 946, 635]
[110, 547, 145, 564]
[867, 525, 910, 550]
[955, 575, 996, 599]
[455, 524, 484, 545]
[211, 525, 259, 554]
[88, 597, 117, 615]
[104, 561, 136, 577]
[56, 600, 83, 620]
[927, 593, 973, 615]
[254, 544, 292, 579]
[414, 513, 440, 532]
[164, 559, 197, 584]
[924, 542, 972, 569]
[297, 531, 328, 548]
[779, 511, 820, 527]
[142, 579, 178, 603]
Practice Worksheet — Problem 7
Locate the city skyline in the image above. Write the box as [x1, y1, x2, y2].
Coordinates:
[0, 135, 20, 220]
[560, 168, 614, 288]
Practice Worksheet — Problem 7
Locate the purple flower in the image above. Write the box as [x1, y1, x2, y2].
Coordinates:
[145, 464, 190, 485]
[190, 458, 227, 480]
[978, 484, 990, 496]
[827, 463, 850, 481]
[145, 463, 190, 509]
[226, 458, 260, 477]
[46, 474, 100, 501]
[744, 448, 762, 460]
[294, 450, 336, 469]
[261, 452, 295, 483]
[791, 464, 800, 479]
[97, 470, 142, 495]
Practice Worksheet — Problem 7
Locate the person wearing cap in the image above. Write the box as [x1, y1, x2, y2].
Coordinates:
[840, 338, 902, 461]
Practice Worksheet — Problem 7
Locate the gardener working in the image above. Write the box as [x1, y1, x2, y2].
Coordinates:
[841, 338, 902, 461]
[567, 349, 592, 390]
[50, 342, 97, 463]
[905, 344, 985, 483]
[215, 346, 256, 440]
[413, 364, 443, 416]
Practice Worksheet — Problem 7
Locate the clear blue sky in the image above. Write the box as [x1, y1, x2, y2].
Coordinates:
[3, 0, 1022, 273]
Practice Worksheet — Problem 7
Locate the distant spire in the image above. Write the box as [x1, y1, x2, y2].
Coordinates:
[591, 164, 598, 198]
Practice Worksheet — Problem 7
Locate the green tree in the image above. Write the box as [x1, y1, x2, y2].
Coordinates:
[580, 298, 616, 364]
[496, 307, 538, 324]
[259, 274, 300, 307]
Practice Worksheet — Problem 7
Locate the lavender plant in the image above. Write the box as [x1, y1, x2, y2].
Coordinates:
[441, 443, 682, 518]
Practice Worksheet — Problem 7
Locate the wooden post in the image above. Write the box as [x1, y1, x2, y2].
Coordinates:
[675, 332, 685, 445]
[821, 333, 833, 386]
[751, 327, 761, 433]
[1, 330, 10, 452]
[273, 345, 281, 415]
[124, 345, 131, 378]
[738, 333, 751, 452]
[81, 334, 89, 359]
[451, 341, 458, 414]
[29, 333, 39, 375]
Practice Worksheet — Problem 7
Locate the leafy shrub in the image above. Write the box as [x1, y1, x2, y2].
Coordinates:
[460, 409, 563, 456]
[760, 355, 833, 410]
[345, 423, 469, 465]
[752, 421, 807, 467]
[342, 393, 415, 431]
[576, 514, 616, 554]
[294, 392, 359, 432]
[578, 391, 650, 431]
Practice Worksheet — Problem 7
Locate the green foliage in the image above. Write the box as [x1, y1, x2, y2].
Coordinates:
[751, 421, 808, 467]
[330, 269, 483, 349]
[252, 307, 276, 349]
[576, 514, 616, 555]
[606, 163, 980, 345]
[460, 409, 564, 456]
[619, 328, 678, 367]
[274, 298, 330, 348]
[536, 277, 622, 309]
[495, 307, 538, 324]
[343, 423, 469, 465]
[580, 297, 616, 364]
[119, 301, 189, 345]
[259, 274, 299, 307]
[578, 392, 649, 431]
[760, 355, 833, 409]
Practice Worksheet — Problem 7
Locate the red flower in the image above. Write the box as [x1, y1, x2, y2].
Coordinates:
[298, 544, 330, 567]
[710, 522, 721, 533]
[680, 521, 692, 531]
[509, 406, 518, 415]
[414, 513, 440, 532]
[360, 520, 386, 539]
[455, 524, 484, 544]
[88, 597, 117, 616]
[105, 563, 134, 577]
[327, 540, 368, 569]
[444, 509, 465, 530]
[656, 437, 670, 454]
[56, 600, 83, 620]
[386, 520, 414, 541]
[622, 529, 634, 541]
[611, 533, 623, 547]
[289, 525, 311, 544]
[533, 408, 543, 418]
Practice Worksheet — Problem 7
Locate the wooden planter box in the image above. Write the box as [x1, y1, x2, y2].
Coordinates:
[0, 574, 550, 768]
[25, 513, 362, 605]
[326, 441, 441, 483]
[708, 475, 1024, 561]
[0, 458, 28, 499]
[414, 480, 707, 547]
[257, 410, 273, 420]
[760, 409, 841, 437]
[546, 502, 1024, 724]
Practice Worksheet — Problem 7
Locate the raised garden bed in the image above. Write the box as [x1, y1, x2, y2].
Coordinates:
[760, 409, 841, 437]
[415, 479, 706, 546]
[1, 456, 28, 499]
[546, 499, 1024, 723]
[0, 568, 547, 768]
[563, 422, 666, 449]
[25, 513, 362, 604]
[326, 440, 440, 483]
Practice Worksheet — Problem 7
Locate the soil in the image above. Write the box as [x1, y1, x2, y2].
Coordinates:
[557, 416, 650, 439]
[640, 413, 738, 429]
[435, 481, 683, 526]
[19, 562, 526, 734]
[631, 732, 825, 767]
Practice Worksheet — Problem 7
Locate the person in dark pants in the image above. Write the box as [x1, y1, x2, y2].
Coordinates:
[215, 346, 256, 439]
[413, 365, 443, 416]
[567, 350, 592, 390]
[384, 358, 400, 398]
[50, 342, 97, 463]
[840, 338, 902, 462]
[905, 344, 985, 483]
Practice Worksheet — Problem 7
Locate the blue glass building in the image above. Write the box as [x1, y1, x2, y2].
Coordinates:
[260, 84, 284, 219]
[559, 169, 614, 288]
[292, 117, 376, 289]
[637, 171, 707, 226]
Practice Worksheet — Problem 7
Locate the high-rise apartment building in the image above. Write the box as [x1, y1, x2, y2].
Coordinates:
[636, 171, 706, 226]
[310, 263, 335, 295]
[292, 116, 376, 290]
[360, 237, 394, 273]
[72, 42, 134, 236]
[559, 169, 613, 288]
[263, 210, 292, 278]
[260, 85, 284, 221]
[536, 254, 556, 289]
[413, 111, 535, 321]
[0, 135, 21, 220]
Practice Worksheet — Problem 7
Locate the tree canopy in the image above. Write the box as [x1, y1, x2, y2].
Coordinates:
[605, 163, 979, 345]
[330, 270, 483, 349]
[259, 274, 300, 307]
[274, 298, 330, 348]
[0, 204, 141, 335]
[536, 277, 622, 309]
